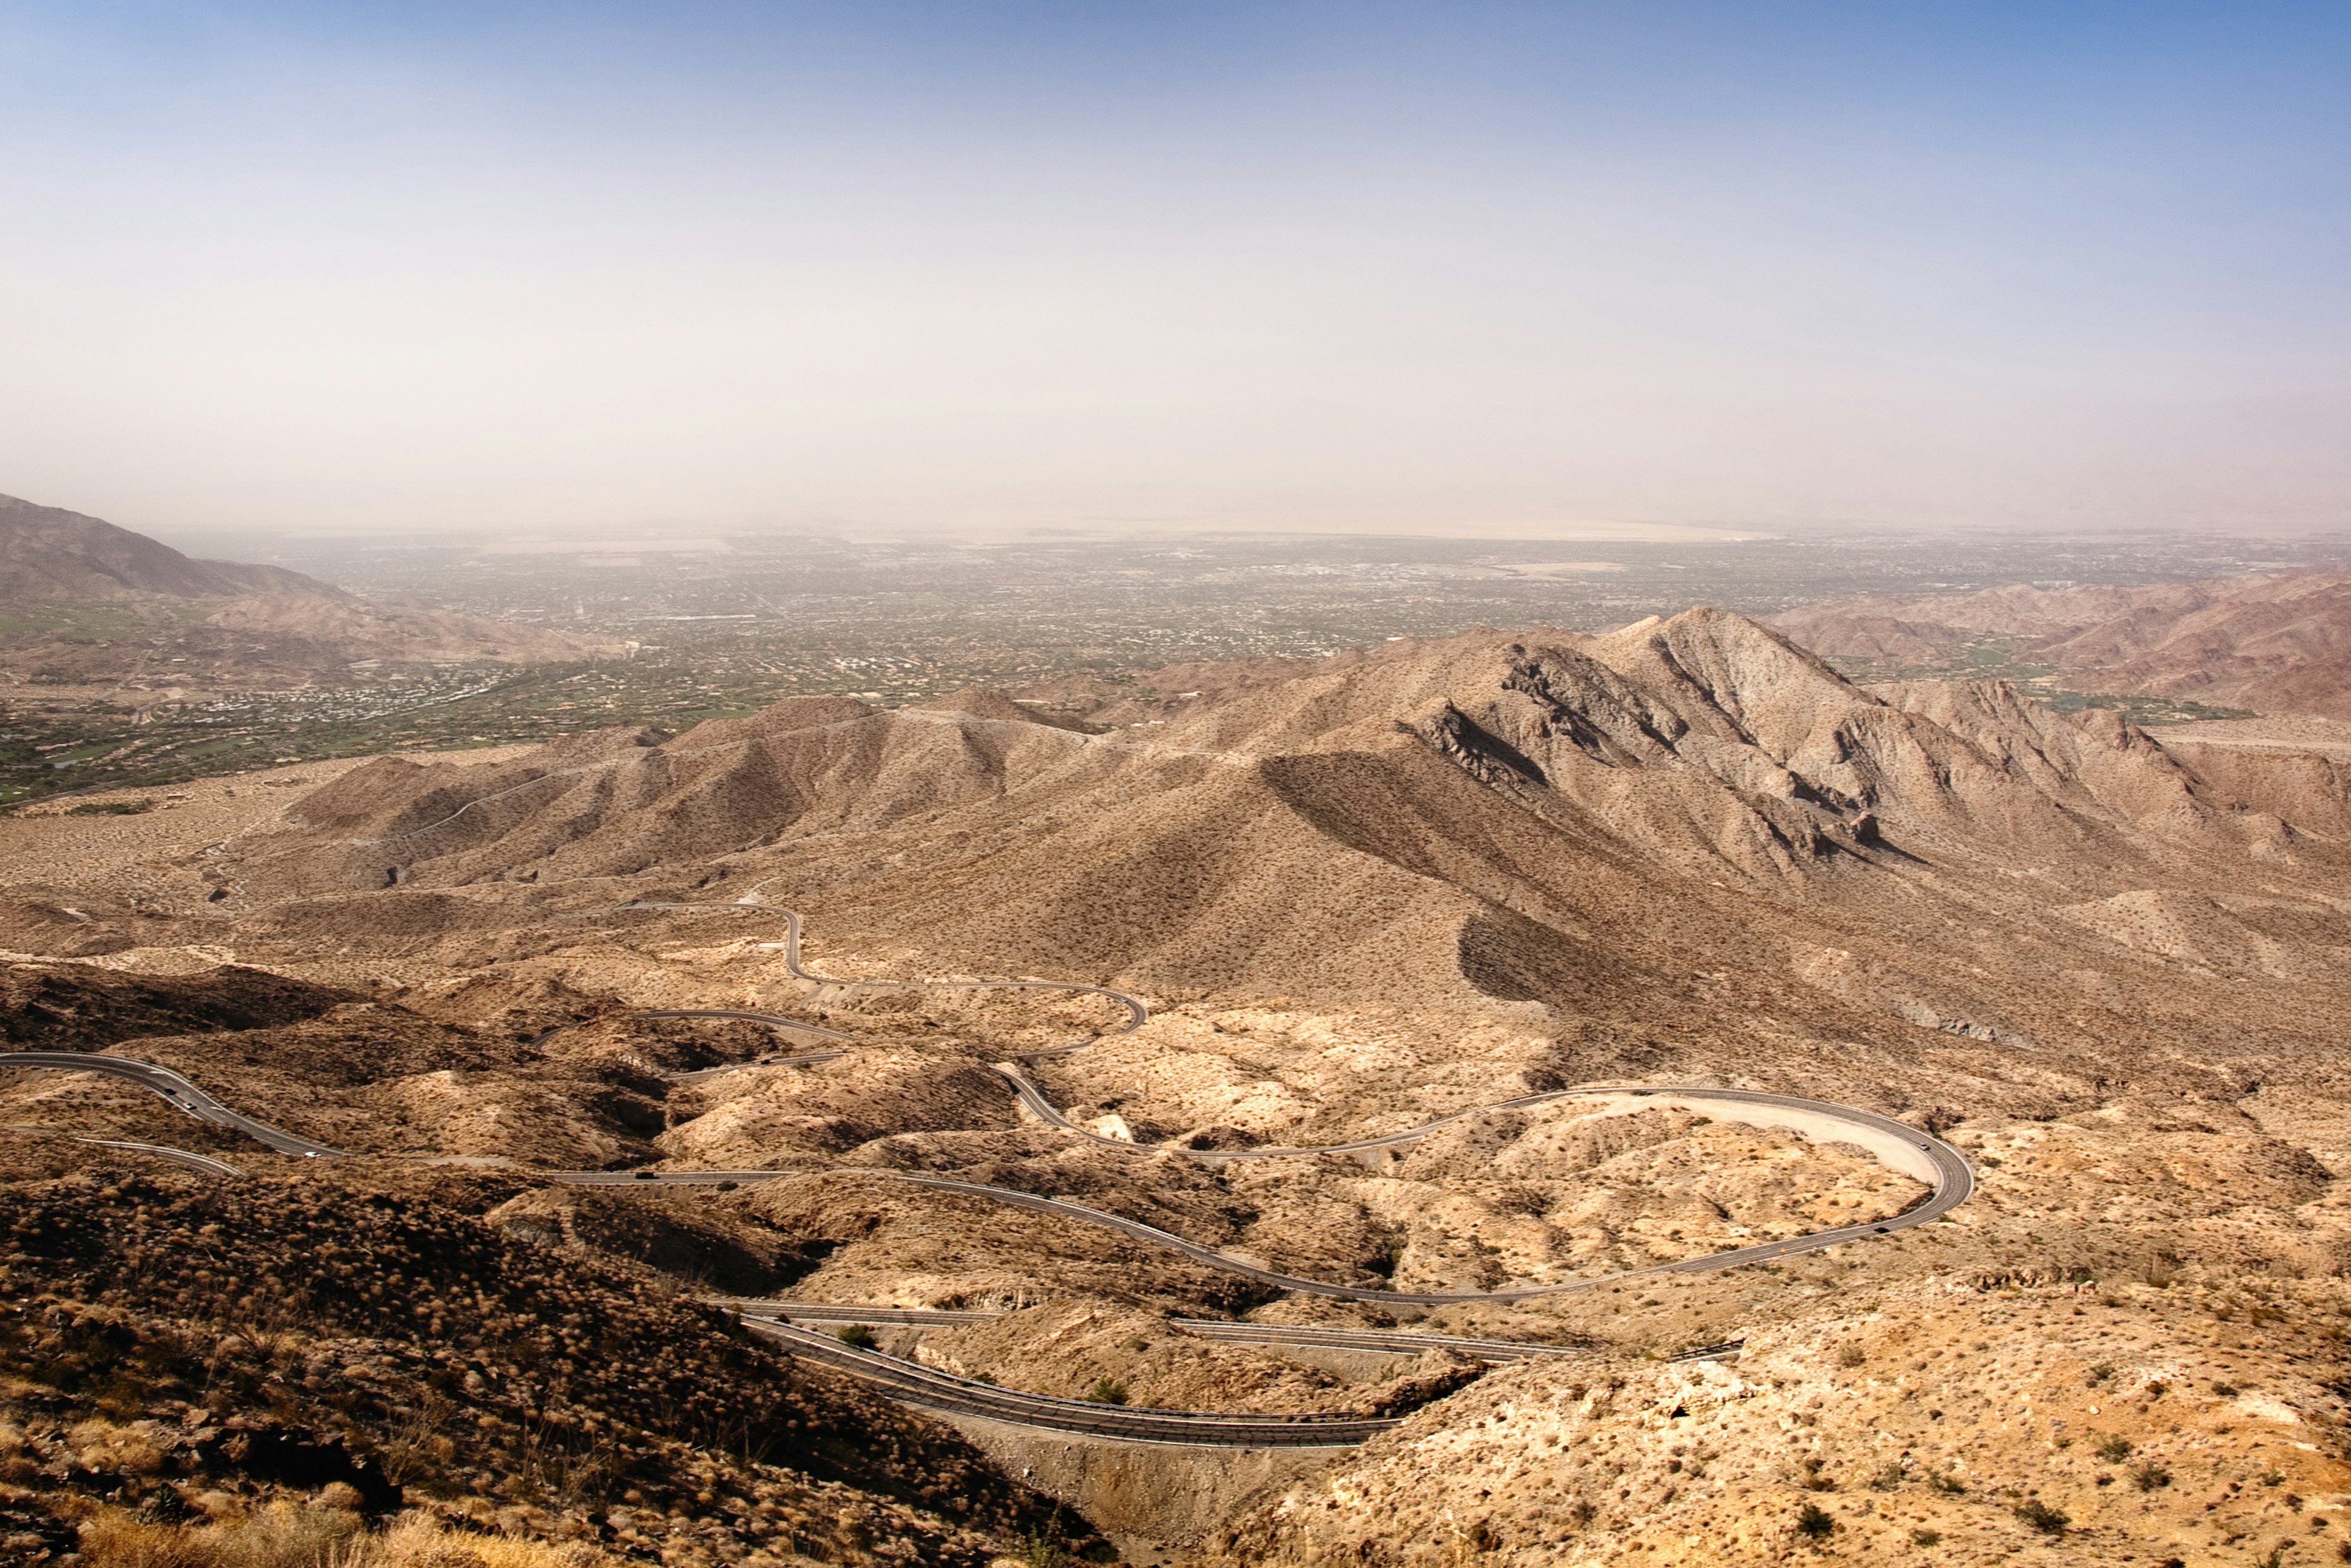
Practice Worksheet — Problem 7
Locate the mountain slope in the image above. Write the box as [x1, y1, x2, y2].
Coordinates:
[0, 492, 620, 685]
[0, 1155, 1098, 1565]
[1768, 566, 2351, 718]
[0, 492, 345, 602]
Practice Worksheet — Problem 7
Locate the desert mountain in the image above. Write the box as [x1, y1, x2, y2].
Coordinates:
[0, 492, 345, 602]
[0, 492, 620, 685]
[1768, 565, 2351, 718]
[231, 609, 2350, 1118]
[10, 610, 2351, 1562]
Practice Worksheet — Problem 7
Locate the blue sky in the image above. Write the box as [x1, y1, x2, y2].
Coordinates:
[2, 2, 2346, 536]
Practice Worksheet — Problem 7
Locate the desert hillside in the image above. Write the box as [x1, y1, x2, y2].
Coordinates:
[4, 610, 2350, 1563]
[0, 493, 347, 603]
[1769, 566, 2351, 719]
[0, 493, 620, 686]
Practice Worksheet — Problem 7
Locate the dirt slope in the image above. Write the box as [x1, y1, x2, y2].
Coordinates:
[229, 612, 2350, 1105]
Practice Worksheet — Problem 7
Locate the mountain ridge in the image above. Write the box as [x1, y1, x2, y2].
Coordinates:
[0, 492, 622, 685]
[0, 492, 350, 602]
[1768, 565, 2351, 718]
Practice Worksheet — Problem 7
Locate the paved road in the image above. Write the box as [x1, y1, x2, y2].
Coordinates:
[631, 1008, 853, 1039]
[999, 1065, 1967, 1182]
[544, 1152, 1961, 1307]
[549, 1168, 797, 1187]
[622, 906, 1969, 1214]
[868, 1160, 1962, 1305]
[17, 1057, 1962, 1310]
[10, 910, 1970, 1304]
[664, 1051, 849, 1083]
[738, 1316, 1400, 1447]
[719, 1302, 1005, 1327]
[0, 1052, 344, 1158]
[75, 1137, 248, 1179]
[713, 1302, 1591, 1363]
[529, 1002, 854, 1082]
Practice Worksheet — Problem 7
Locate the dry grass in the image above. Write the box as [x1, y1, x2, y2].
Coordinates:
[77, 1504, 609, 1568]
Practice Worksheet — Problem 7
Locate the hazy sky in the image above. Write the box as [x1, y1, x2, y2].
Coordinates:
[2, 2, 2347, 539]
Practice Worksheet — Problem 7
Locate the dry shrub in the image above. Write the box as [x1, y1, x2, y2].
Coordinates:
[370, 1514, 608, 1568]
[74, 1515, 211, 1568]
[69, 1419, 166, 1477]
[81, 1502, 359, 1568]
[76, 1504, 608, 1568]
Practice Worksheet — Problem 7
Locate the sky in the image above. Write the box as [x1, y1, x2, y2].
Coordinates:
[1, 2, 2347, 540]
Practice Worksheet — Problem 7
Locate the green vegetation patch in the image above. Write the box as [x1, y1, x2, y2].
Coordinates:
[2034, 690, 2257, 725]
[64, 798, 156, 816]
[0, 602, 154, 642]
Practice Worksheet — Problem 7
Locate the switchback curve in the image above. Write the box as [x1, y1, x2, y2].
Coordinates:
[0, 1052, 345, 1158]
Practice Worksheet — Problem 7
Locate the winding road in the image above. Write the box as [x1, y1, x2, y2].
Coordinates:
[1, 903, 1973, 1446]
[594, 902, 1974, 1299]
[737, 1316, 1400, 1447]
[76, 1136, 249, 1179]
[723, 1302, 1602, 1364]
[530, 1004, 853, 1079]
[0, 1051, 345, 1158]
[618, 899, 1149, 1062]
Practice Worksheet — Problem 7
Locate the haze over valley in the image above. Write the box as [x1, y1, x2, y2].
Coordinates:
[11, 496, 2347, 811]
[6, 3, 2351, 1566]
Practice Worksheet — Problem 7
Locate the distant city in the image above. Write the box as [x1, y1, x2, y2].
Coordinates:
[183, 520, 2351, 689]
